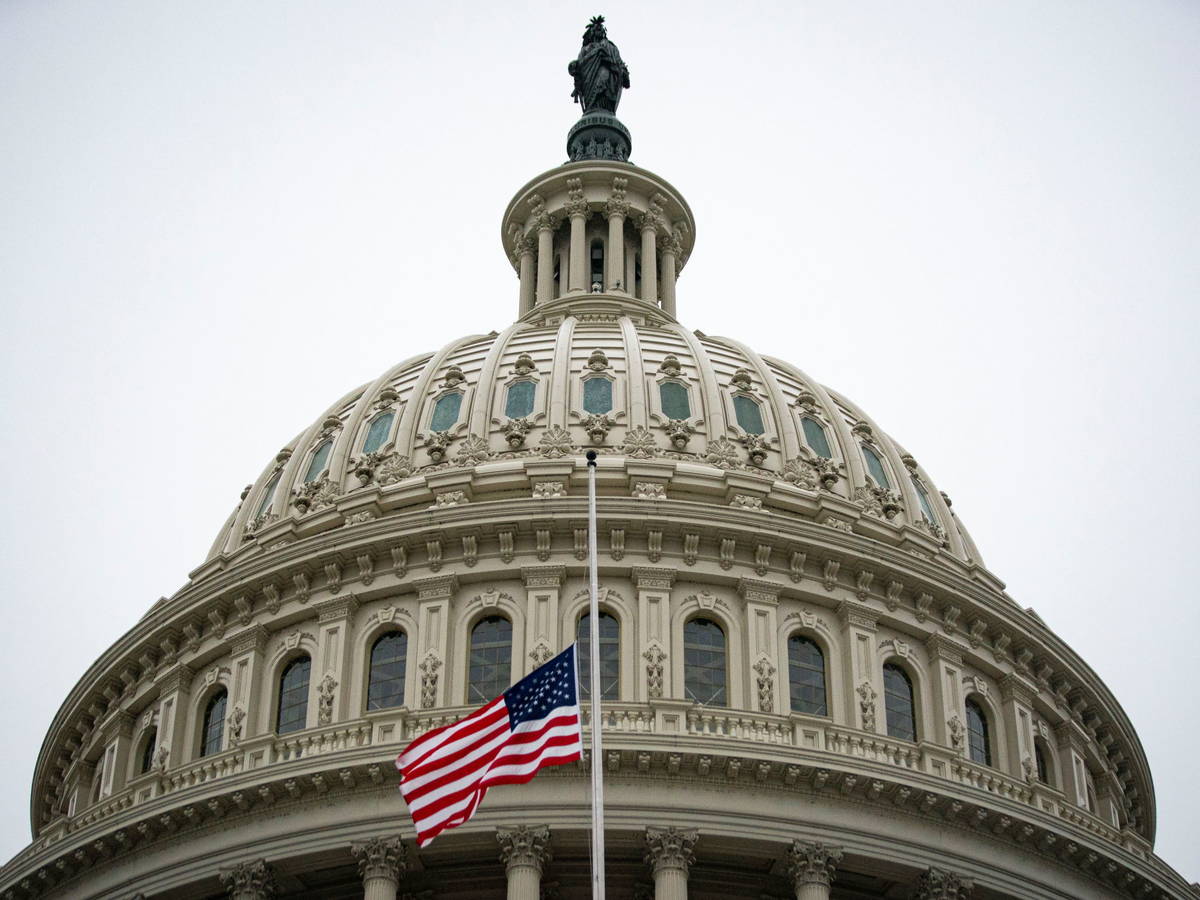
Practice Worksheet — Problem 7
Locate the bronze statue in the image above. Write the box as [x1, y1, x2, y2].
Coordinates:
[568, 16, 630, 115]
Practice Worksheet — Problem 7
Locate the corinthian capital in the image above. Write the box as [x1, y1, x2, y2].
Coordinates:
[787, 840, 843, 888]
[497, 825, 552, 875]
[912, 866, 975, 899]
[351, 835, 406, 884]
[644, 826, 698, 876]
[219, 858, 276, 898]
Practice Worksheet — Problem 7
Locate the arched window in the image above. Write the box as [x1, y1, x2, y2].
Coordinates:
[683, 618, 727, 706]
[304, 439, 332, 483]
[367, 632, 408, 711]
[861, 443, 891, 490]
[362, 411, 395, 455]
[801, 416, 832, 458]
[590, 239, 605, 289]
[883, 663, 916, 741]
[733, 395, 765, 435]
[965, 698, 992, 766]
[276, 656, 311, 735]
[468, 616, 512, 704]
[577, 611, 619, 700]
[430, 393, 462, 432]
[582, 377, 613, 415]
[659, 382, 691, 419]
[200, 689, 227, 757]
[254, 472, 280, 518]
[139, 729, 157, 775]
[787, 635, 827, 716]
[506, 381, 536, 419]
[1034, 738, 1053, 786]
[911, 476, 939, 526]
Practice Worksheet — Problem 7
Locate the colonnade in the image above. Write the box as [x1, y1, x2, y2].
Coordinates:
[216, 832, 976, 899]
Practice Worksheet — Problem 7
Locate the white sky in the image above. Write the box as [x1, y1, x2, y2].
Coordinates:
[1, 0, 1197, 883]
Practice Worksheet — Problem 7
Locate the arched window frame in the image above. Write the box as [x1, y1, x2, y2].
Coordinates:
[860, 441, 894, 490]
[681, 615, 729, 707]
[882, 660, 919, 742]
[799, 414, 834, 460]
[964, 695, 993, 766]
[910, 474, 941, 528]
[466, 614, 515, 705]
[196, 685, 230, 759]
[559, 586, 635, 702]
[302, 438, 334, 484]
[453, 594, 525, 704]
[671, 598, 743, 708]
[362, 629, 410, 712]
[1033, 735, 1056, 787]
[359, 409, 397, 456]
[136, 727, 158, 777]
[785, 631, 829, 717]
[576, 608, 621, 701]
[253, 471, 281, 519]
[275, 654, 313, 735]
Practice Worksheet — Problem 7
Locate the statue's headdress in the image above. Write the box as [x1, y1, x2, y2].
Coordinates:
[583, 15, 606, 43]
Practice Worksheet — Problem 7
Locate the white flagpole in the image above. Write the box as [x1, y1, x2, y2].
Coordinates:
[585, 449, 605, 900]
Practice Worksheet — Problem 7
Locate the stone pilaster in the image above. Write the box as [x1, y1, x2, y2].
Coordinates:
[911, 866, 974, 899]
[227, 624, 269, 743]
[837, 602, 879, 733]
[633, 567, 675, 702]
[497, 825, 552, 900]
[738, 578, 781, 714]
[645, 826, 697, 900]
[413, 575, 457, 709]
[313, 594, 359, 726]
[351, 835, 406, 900]
[605, 178, 628, 291]
[925, 633, 965, 749]
[787, 840, 842, 900]
[156, 663, 193, 768]
[522, 566, 564, 675]
[999, 673, 1038, 783]
[219, 858, 277, 900]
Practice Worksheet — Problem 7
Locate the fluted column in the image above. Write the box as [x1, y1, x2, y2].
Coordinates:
[566, 178, 589, 292]
[645, 826, 697, 900]
[498, 825, 551, 900]
[911, 866, 975, 899]
[659, 230, 680, 318]
[219, 859, 276, 900]
[787, 840, 843, 900]
[639, 215, 658, 303]
[351, 835, 406, 900]
[605, 177, 628, 291]
[528, 194, 556, 306]
[517, 236, 536, 316]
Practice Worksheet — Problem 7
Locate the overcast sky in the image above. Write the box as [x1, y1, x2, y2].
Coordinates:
[1, 0, 1197, 883]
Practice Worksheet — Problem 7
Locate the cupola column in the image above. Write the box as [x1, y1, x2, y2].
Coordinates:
[351, 835, 406, 900]
[529, 194, 556, 306]
[645, 826, 697, 900]
[605, 178, 629, 292]
[639, 215, 659, 304]
[517, 237, 536, 316]
[497, 825, 551, 900]
[659, 229, 680, 318]
[566, 178, 589, 292]
[787, 840, 843, 900]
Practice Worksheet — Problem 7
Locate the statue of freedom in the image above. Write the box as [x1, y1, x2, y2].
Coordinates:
[568, 16, 631, 115]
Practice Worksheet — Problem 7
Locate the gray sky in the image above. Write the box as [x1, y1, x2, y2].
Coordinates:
[2, 0, 1197, 882]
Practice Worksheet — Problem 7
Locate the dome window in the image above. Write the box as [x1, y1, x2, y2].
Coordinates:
[361, 412, 395, 455]
[788, 635, 827, 716]
[684, 617, 727, 707]
[276, 656, 311, 735]
[200, 689, 227, 758]
[506, 381, 536, 419]
[430, 392, 463, 432]
[138, 729, 157, 775]
[468, 616, 512, 704]
[861, 443, 892, 490]
[883, 663, 916, 742]
[801, 416, 832, 459]
[912, 476, 939, 526]
[367, 632, 408, 711]
[254, 472, 280, 518]
[303, 440, 332, 483]
[659, 381, 690, 420]
[583, 377, 613, 415]
[733, 395, 765, 435]
[965, 698, 992, 766]
[578, 611, 620, 700]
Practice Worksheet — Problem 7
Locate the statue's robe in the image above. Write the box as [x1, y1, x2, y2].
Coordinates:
[573, 39, 628, 113]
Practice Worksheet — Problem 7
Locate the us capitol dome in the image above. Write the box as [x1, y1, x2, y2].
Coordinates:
[4, 18, 1195, 900]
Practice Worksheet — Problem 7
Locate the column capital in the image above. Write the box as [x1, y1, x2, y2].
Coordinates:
[497, 824, 552, 875]
[565, 177, 590, 219]
[351, 835, 407, 884]
[413, 574, 459, 602]
[737, 577, 780, 605]
[912, 866, 975, 899]
[522, 565, 566, 589]
[632, 566, 676, 590]
[787, 840, 843, 888]
[219, 858, 277, 898]
[644, 826, 697, 877]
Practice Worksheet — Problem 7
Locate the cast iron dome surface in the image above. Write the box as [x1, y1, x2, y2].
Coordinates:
[8, 17, 1195, 900]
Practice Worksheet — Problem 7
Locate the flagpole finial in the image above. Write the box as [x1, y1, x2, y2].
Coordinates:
[586, 449, 598, 466]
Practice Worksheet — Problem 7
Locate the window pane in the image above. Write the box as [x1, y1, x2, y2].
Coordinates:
[966, 699, 991, 766]
[733, 395, 765, 435]
[430, 393, 462, 432]
[912, 476, 939, 525]
[367, 632, 408, 711]
[862, 444, 891, 490]
[590, 240, 605, 286]
[304, 440, 332, 483]
[468, 616, 512, 703]
[254, 473, 280, 518]
[505, 381, 536, 419]
[362, 412, 395, 454]
[801, 417, 832, 458]
[788, 636, 827, 716]
[684, 618, 726, 706]
[277, 657, 311, 735]
[201, 690, 227, 757]
[583, 377, 613, 414]
[660, 382, 690, 419]
[1035, 742, 1051, 785]
[139, 729, 157, 774]
[883, 664, 916, 742]
[578, 611, 620, 700]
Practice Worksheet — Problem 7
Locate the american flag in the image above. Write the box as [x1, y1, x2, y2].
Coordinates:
[396, 644, 583, 847]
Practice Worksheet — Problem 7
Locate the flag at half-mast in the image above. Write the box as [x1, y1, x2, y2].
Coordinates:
[396, 644, 583, 847]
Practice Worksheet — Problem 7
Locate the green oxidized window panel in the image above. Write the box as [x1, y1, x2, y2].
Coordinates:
[733, 395, 765, 435]
[362, 412, 394, 454]
[430, 393, 462, 432]
[255, 472, 280, 517]
[506, 381, 535, 419]
[861, 443, 891, 490]
[912, 476, 939, 525]
[583, 377, 613, 414]
[659, 381, 690, 419]
[802, 416, 832, 458]
[304, 440, 332, 483]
